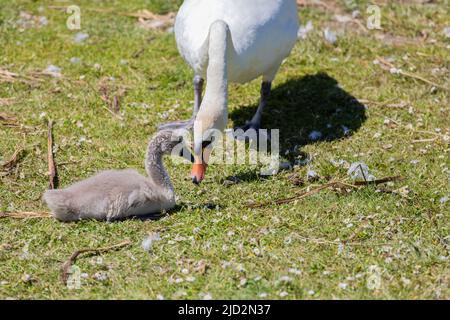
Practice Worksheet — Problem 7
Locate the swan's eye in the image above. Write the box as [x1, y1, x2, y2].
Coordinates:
[202, 138, 214, 149]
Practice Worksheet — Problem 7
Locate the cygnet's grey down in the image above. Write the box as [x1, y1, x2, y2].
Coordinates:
[43, 130, 182, 222]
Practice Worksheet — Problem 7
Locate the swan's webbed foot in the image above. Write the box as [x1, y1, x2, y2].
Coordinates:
[233, 122, 271, 148]
[236, 120, 261, 133]
[157, 117, 194, 131]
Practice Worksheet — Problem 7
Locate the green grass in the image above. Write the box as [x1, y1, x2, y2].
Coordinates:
[0, 0, 449, 299]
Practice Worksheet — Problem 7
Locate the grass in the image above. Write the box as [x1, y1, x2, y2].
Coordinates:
[0, 0, 449, 299]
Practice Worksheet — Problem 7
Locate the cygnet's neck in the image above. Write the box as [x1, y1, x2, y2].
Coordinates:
[145, 142, 174, 198]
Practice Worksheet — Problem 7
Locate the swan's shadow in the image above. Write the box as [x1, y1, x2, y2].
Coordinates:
[229, 72, 367, 177]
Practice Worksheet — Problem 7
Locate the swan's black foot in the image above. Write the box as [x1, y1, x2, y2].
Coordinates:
[233, 121, 271, 145]
[157, 118, 194, 131]
[238, 120, 261, 133]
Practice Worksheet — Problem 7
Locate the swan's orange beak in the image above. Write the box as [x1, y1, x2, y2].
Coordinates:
[191, 163, 207, 185]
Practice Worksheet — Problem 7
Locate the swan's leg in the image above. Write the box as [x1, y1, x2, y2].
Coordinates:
[238, 81, 272, 132]
[157, 76, 204, 131]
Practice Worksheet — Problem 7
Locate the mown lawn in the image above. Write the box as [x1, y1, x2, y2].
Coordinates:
[0, 0, 448, 299]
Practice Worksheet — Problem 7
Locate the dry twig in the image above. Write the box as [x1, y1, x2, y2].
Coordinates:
[248, 176, 404, 208]
[1, 146, 25, 174]
[376, 57, 449, 91]
[61, 240, 131, 284]
[0, 211, 51, 219]
[47, 119, 58, 189]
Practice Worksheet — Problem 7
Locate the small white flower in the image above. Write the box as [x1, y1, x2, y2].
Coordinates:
[297, 21, 314, 39]
[389, 67, 402, 74]
[443, 27, 450, 38]
[174, 278, 184, 284]
[202, 293, 212, 300]
[337, 243, 344, 255]
[279, 291, 289, 297]
[338, 282, 348, 290]
[279, 276, 292, 282]
[74, 32, 89, 43]
[93, 271, 108, 281]
[307, 290, 315, 295]
[181, 268, 189, 275]
[259, 292, 268, 298]
[288, 268, 302, 276]
[323, 28, 337, 44]
[70, 57, 81, 64]
[44, 64, 61, 74]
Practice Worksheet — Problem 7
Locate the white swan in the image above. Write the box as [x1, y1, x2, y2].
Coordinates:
[158, 0, 299, 184]
[43, 131, 182, 222]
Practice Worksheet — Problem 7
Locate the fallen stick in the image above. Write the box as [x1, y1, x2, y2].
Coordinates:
[0, 211, 51, 219]
[1, 146, 24, 172]
[47, 119, 58, 189]
[61, 240, 131, 285]
[412, 137, 438, 144]
[248, 181, 343, 208]
[353, 176, 403, 186]
[377, 57, 449, 91]
[342, 220, 370, 244]
[248, 176, 403, 208]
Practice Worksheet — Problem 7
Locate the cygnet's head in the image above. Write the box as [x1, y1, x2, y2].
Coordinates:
[149, 130, 184, 156]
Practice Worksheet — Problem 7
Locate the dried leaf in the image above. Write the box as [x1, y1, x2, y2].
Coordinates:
[125, 10, 175, 31]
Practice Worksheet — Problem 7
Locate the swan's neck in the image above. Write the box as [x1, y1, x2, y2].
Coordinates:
[145, 148, 174, 200]
[198, 21, 230, 128]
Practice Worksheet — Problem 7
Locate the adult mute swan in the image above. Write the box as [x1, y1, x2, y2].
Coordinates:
[158, 0, 299, 184]
[43, 131, 182, 222]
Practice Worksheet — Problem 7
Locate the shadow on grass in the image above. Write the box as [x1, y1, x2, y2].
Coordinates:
[131, 202, 220, 221]
[230, 72, 367, 154]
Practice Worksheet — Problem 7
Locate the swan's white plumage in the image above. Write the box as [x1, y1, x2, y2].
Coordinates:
[175, 0, 299, 83]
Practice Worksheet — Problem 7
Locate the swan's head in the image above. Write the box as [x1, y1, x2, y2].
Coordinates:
[191, 108, 227, 184]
